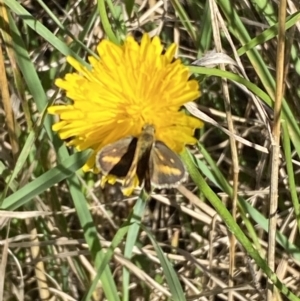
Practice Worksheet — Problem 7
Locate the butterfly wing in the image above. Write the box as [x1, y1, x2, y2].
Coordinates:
[150, 141, 187, 188]
[96, 137, 137, 178]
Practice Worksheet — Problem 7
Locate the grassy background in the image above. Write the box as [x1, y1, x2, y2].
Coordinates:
[1, 0, 300, 300]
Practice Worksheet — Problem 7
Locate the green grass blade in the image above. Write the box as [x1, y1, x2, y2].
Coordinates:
[2, 130, 36, 199]
[195, 145, 262, 253]
[142, 226, 186, 301]
[35, 0, 96, 57]
[5, 0, 83, 61]
[84, 224, 130, 300]
[239, 198, 300, 263]
[249, 0, 277, 25]
[238, 11, 300, 56]
[123, 190, 148, 301]
[194, 144, 300, 262]
[8, 11, 53, 138]
[182, 149, 300, 301]
[68, 176, 121, 301]
[124, 0, 135, 18]
[189, 66, 273, 105]
[282, 121, 300, 234]
[190, 65, 300, 170]
[197, 0, 212, 55]
[0, 151, 90, 210]
[169, 0, 197, 43]
[0, 161, 18, 192]
[97, 0, 118, 43]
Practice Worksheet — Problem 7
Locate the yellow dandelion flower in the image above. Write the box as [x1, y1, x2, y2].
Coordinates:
[48, 33, 203, 190]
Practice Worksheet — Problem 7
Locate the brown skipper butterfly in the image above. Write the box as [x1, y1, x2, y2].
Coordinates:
[96, 124, 187, 193]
